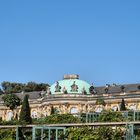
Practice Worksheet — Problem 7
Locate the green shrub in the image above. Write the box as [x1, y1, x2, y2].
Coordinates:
[98, 110, 126, 122]
[0, 119, 19, 125]
[0, 129, 16, 140]
[33, 114, 80, 124]
[66, 126, 124, 140]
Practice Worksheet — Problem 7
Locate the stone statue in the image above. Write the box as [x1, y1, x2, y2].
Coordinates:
[60, 104, 68, 114]
[47, 88, 51, 95]
[46, 105, 52, 116]
[71, 81, 78, 92]
[78, 104, 83, 113]
[83, 104, 87, 113]
[63, 87, 68, 94]
[82, 87, 87, 95]
[41, 106, 47, 117]
[87, 104, 94, 113]
[55, 81, 61, 92]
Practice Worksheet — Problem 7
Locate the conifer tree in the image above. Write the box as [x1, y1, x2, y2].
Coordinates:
[19, 94, 32, 124]
[50, 106, 55, 115]
[120, 98, 126, 111]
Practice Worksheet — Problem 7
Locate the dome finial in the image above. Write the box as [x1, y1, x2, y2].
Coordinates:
[63, 74, 79, 80]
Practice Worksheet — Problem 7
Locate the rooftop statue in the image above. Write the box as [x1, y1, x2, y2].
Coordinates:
[47, 88, 51, 95]
[71, 81, 78, 92]
[82, 87, 87, 95]
[55, 81, 61, 92]
[63, 87, 68, 94]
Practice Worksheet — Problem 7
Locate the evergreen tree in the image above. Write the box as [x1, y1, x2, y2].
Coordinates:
[120, 98, 126, 111]
[50, 106, 55, 115]
[19, 94, 32, 124]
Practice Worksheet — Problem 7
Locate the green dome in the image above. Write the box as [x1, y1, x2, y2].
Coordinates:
[50, 78, 91, 94]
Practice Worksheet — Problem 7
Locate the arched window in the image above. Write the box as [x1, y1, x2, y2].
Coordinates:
[7, 111, 13, 121]
[70, 107, 78, 114]
[129, 104, 136, 110]
[112, 106, 118, 111]
[95, 107, 103, 113]
[31, 111, 38, 118]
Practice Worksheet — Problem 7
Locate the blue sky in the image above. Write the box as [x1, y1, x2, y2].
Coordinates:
[0, 0, 140, 86]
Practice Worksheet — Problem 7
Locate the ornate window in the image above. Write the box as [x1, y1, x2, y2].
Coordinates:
[70, 107, 78, 114]
[31, 111, 38, 118]
[128, 104, 136, 110]
[112, 106, 118, 111]
[95, 107, 103, 113]
[7, 111, 13, 121]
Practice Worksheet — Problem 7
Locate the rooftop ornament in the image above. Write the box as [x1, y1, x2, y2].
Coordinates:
[105, 84, 110, 93]
[112, 83, 117, 86]
[82, 87, 87, 95]
[47, 88, 51, 95]
[63, 87, 68, 94]
[55, 81, 61, 92]
[89, 83, 97, 94]
[63, 74, 79, 80]
[71, 81, 78, 92]
[137, 85, 140, 90]
[40, 90, 46, 97]
[120, 85, 125, 93]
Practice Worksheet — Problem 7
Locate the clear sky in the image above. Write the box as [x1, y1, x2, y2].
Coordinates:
[0, 0, 140, 86]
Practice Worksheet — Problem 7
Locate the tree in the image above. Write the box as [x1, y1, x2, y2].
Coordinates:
[0, 88, 3, 94]
[24, 82, 49, 92]
[1, 81, 49, 94]
[1, 81, 11, 94]
[50, 106, 56, 115]
[2, 94, 21, 110]
[120, 98, 126, 111]
[19, 94, 32, 124]
[1, 81, 24, 94]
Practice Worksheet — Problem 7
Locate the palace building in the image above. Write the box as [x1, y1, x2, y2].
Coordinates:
[0, 74, 140, 121]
